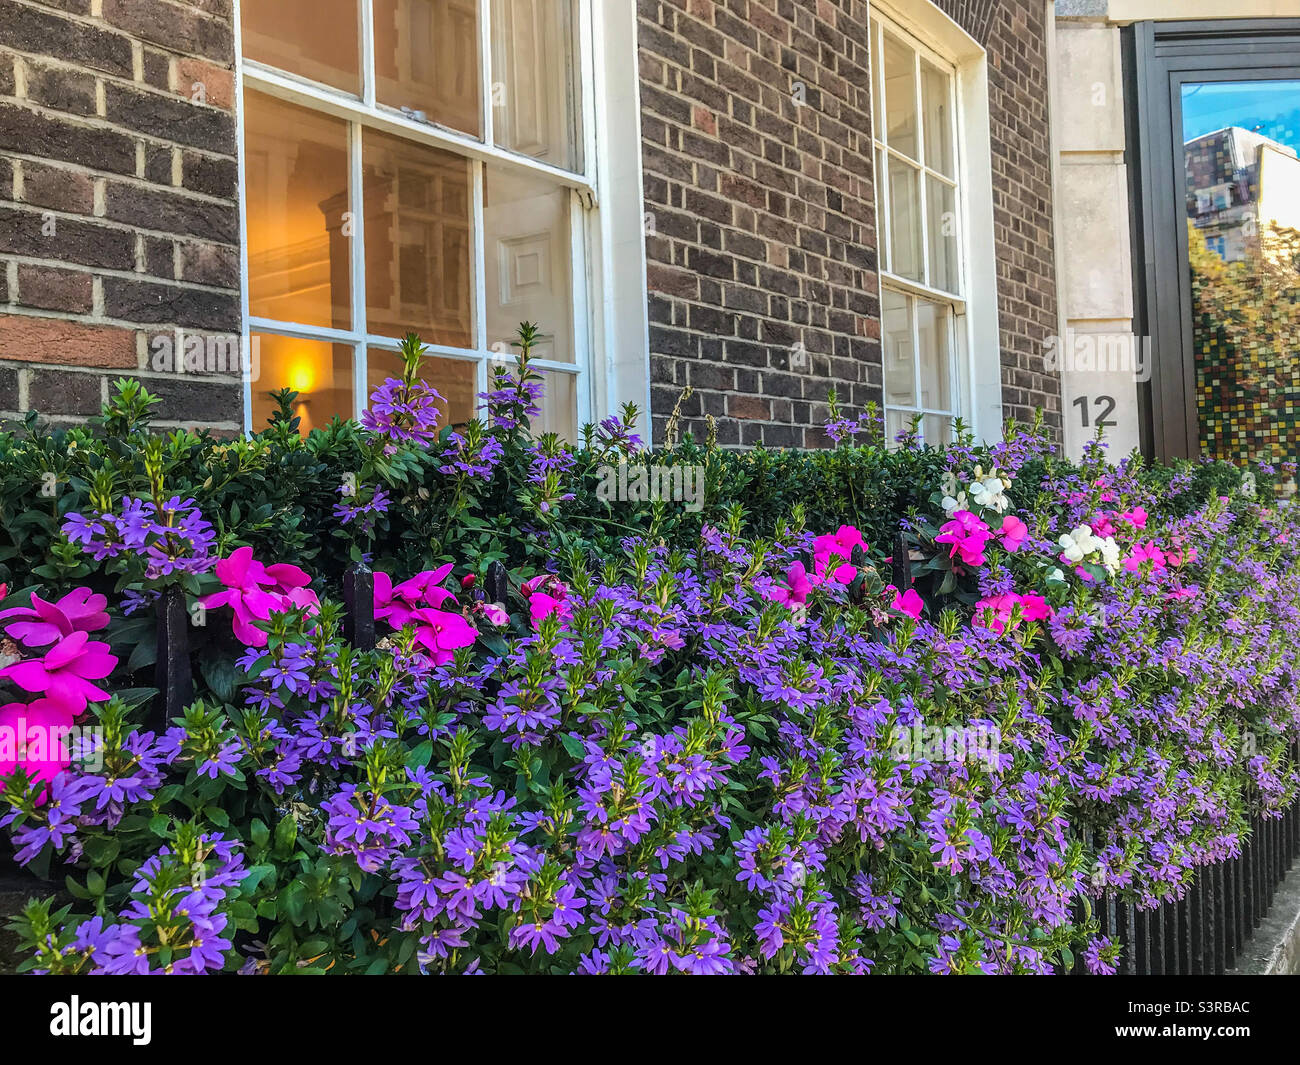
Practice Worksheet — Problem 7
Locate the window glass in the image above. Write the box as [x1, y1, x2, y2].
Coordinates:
[917, 300, 952, 410]
[250, 334, 355, 434]
[921, 59, 954, 177]
[882, 31, 918, 161]
[882, 289, 915, 408]
[363, 130, 473, 346]
[873, 18, 964, 438]
[241, 0, 360, 94]
[491, 0, 583, 172]
[244, 92, 351, 330]
[374, 0, 481, 136]
[241, 2, 591, 440]
[927, 175, 959, 293]
[484, 167, 574, 362]
[1182, 80, 1300, 469]
[887, 156, 922, 282]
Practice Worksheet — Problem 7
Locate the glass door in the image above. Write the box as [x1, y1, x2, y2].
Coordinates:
[1129, 19, 1300, 466]
[1182, 80, 1300, 469]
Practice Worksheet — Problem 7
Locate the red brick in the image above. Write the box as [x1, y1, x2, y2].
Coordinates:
[175, 57, 233, 110]
[0, 315, 137, 368]
[727, 395, 771, 420]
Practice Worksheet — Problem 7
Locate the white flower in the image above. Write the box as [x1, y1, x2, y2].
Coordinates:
[942, 490, 969, 516]
[786, 861, 807, 888]
[1098, 536, 1121, 575]
[1240, 472, 1257, 498]
[970, 476, 1010, 513]
[940, 471, 961, 497]
[1059, 524, 1100, 563]
[1047, 567, 1065, 583]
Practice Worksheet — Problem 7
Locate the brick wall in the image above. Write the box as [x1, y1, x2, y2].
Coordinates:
[0, 0, 242, 430]
[638, 0, 1063, 446]
[638, 0, 879, 448]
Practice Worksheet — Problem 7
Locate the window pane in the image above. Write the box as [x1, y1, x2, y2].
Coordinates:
[870, 25, 883, 143]
[923, 413, 952, 446]
[888, 156, 922, 282]
[251, 334, 354, 436]
[876, 147, 890, 273]
[916, 300, 953, 412]
[245, 92, 351, 330]
[921, 60, 954, 178]
[363, 130, 473, 346]
[484, 167, 574, 362]
[885, 407, 916, 446]
[531, 369, 577, 442]
[374, 0, 481, 137]
[241, 0, 360, 94]
[882, 31, 917, 161]
[882, 288, 915, 408]
[366, 347, 479, 430]
[491, 0, 583, 172]
[927, 176, 959, 293]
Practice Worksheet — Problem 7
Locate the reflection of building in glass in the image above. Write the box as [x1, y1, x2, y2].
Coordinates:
[1186, 126, 1300, 469]
[1185, 126, 1300, 262]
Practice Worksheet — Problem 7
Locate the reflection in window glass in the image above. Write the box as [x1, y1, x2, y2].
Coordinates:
[888, 156, 922, 282]
[921, 59, 954, 178]
[251, 334, 354, 435]
[244, 92, 351, 330]
[917, 300, 952, 411]
[923, 413, 952, 447]
[927, 175, 959, 293]
[1182, 80, 1300, 469]
[374, 0, 481, 136]
[530, 370, 577, 442]
[363, 130, 473, 346]
[882, 289, 915, 408]
[484, 167, 573, 362]
[241, 0, 360, 94]
[491, 0, 583, 172]
[882, 31, 918, 160]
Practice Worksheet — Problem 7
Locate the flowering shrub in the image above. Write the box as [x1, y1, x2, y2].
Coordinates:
[0, 328, 1296, 975]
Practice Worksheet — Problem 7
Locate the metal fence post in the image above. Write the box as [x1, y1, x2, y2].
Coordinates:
[343, 561, 376, 650]
[152, 584, 192, 731]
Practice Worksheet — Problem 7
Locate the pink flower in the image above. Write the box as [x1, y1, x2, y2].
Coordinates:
[522, 574, 568, 600]
[997, 515, 1029, 553]
[975, 592, 1053, 634]
[888, 586, 924, 619]
[768, 561, 813, 607]
[479, 602, 509, 626]
[410, 608, 478, 665]
[1124, 542, 1167, 573]
[936, 511, 992, 568]
[199, 546, 284, 646]
[528, 592, 571, 630]
[374, 564, 456, 630]
[0, 698, 75, 791]
[1091, 514, 1116, 539]
[0, 630, 117, 716]
[1119, 506, 1148, 530]
[812, 525, 866, 585]
[0, 587, 110, 648]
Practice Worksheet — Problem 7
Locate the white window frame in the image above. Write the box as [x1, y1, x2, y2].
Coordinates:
[231, 0, 651, 437]
[868, 0, 1002, 444]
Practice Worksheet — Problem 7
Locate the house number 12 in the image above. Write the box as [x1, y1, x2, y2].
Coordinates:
[1073, 395, 1118, 429]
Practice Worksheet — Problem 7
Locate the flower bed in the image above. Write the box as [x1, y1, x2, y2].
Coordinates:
[0, 331, 1296, 975]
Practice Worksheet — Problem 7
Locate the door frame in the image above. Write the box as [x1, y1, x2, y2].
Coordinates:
[1124, 18, 1300, 461]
